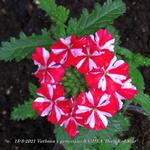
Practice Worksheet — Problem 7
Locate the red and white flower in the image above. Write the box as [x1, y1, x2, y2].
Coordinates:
[91, 29, 115, 52]
[32, 47, 64, 84]
[32, 84, 69, 124]
[71, 37, 105, 74]
[85, 52, 129, 93]
[76, 90, 117, 130]
[32, 28, 138, 137]
[108, 79, 137, 110]
[51, 35, 86, 67]
[58, 99, 84, 137]
[116, 78, 138, 100]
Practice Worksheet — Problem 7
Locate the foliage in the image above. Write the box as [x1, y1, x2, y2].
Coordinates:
[54, 113, 129, 150]
[28, 82, 38, 99]
[0, 29, 53, 62]
[38, 0, 70, 39]
[67, 0, 126, 36]
[38, 0, 69, 24]
[11, 83, 38, 120]
[1, 0, 150, 149]
[11, 99, 38, 121]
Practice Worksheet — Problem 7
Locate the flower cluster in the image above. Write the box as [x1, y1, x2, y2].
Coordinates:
[32, 29, 137, 137]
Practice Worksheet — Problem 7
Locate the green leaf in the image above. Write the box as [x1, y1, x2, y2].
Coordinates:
[117, 47, 150, 66]
[67, 0, 126, 36]
[28, 83, 38, 99]
[55, 113, 129, 150]
[99, 113, 129, 140]
[51, 22, 66, 39]
[133, 53, 150, 67]
[0, 29, 53, 62]
[116, 47, 133, 60]
[129, 64, 145, 91]
[11, 99, 38, 121]
[134, 92, 150, 116]
[98, 142, 112, 150]
[115, 138, 134, 150]
[38, 0, 69, 24]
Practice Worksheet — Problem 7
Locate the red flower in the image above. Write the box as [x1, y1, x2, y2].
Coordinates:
[32, 47, 64, 84]
[71, 37, 104, 74]
[108, 79, 137, 110]
[51, 35, 86, 67]
[58, 99, 84, 137]
[85, 52, 129, 93]
[116, 79, 138, 100]
[32, 28, 138, 138]
[93, 29, 115, 52]
[76, 90, 117, 131]
[32, 84, 69, 124]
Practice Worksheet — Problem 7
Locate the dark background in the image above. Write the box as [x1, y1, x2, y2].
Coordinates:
[0, 0, 150, 149]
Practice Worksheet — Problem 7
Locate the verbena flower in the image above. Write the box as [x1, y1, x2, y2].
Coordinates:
[32, 28, 137, 137]
[51, 35, 86, 67]
[91, 29, 115, 52]
[32, 84, 69, 124]
[85, 52, 129, 93]
[76, 90, 117, 130]
[58, 98, 84, 137]
[32, 47, 64, 84]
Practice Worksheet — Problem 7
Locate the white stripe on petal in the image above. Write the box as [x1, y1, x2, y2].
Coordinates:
[89, 59, 97, 71]
[98, 76, 106, 91]
[113, 60, 124, 68]
[107, 56, 117, 71]
[47, 84, 54, 99]
[60, 52, 68, 64]
[55, 105, 64, 121]
[97, 94, 109, 107]
[92, 51, 102, 56]
[95, 32, 100, 42]
[42, 48, 50, 64]
[86, 91, 94, 105]
[76, 58, 86, 69]
[85, 111, 95, 128]
[61, 36, 71, 45]
[96, 111, 108, 127]
[52, 48, 66, 54]
[100, 39, 115, 51]
[41, 105, 52, 117]
[47, 71, 55, 83]
[76, 105, 92, 114]
[71, 48, 85, 57]
[55, 97, 65, 102]
[108, 74, 126, 83]
[34, 97, 50, 103]
[115, 92, 123, 109]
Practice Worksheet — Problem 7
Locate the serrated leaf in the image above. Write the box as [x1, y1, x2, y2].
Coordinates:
[28, 83, 38, 99]
[55, 113, 129, 149]
[129, 64, 145, 91]
[115, 138, 134, 150]
[133, 53, 150, 67]
[134, 92, 150, 116]
[99, 113, 129, 140]
[38, 0, 69, 24]
[51, 22, 66, 39]
[97, 142, 112, 150]
[11, 99, 38, 121]
[67, 0, 126, 36]
[0, 29, 53, 62]
[117, 47, 150, 66]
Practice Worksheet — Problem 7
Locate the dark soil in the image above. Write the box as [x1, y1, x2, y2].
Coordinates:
[0, 0, 150, 150]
